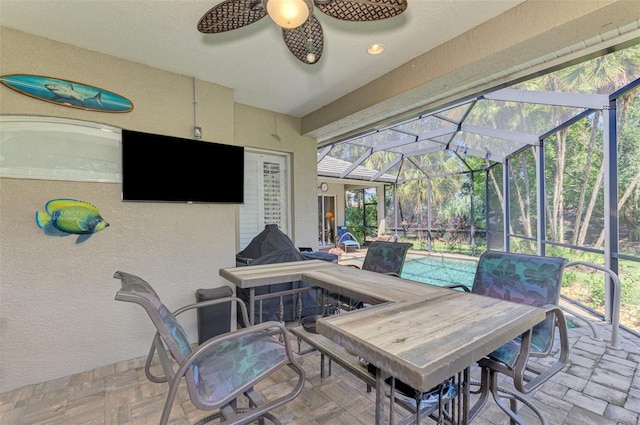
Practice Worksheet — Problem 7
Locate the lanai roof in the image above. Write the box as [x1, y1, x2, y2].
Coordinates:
[317, 43, 640, 184]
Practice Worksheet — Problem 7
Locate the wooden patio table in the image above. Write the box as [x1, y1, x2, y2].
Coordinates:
[220, 260, 546, 425]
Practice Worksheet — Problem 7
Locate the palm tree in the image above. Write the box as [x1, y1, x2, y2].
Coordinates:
[560, 47, 640, 247]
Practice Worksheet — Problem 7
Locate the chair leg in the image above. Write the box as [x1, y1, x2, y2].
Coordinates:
[159, 374, 185, 425]
[510, 396, 518, 425]
[219, 404, 239, 422]
[487, 370, 523, 425]
[245, 388, 270, 425]
[468, 367, 490, 422]
[485, 368, 548, 425]
[413, 394, 421, 425]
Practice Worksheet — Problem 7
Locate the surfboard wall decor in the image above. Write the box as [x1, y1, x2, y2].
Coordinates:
[0, 74, 133, 113]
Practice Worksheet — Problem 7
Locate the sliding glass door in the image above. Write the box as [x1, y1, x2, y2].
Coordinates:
[318, 195, 336, 248]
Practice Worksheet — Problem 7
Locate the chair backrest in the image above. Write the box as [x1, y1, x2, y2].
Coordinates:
[471, 251, 567, 353]
[113, 271, 193, 364]
[362, 241, 413, 275]
[337, 226, 349, 238]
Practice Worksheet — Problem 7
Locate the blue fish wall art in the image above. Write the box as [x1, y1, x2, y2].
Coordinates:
[36, 199, 109, 244]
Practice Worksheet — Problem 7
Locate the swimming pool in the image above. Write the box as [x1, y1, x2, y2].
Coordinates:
[401, 254, 477, 288]
[342, 253, 478, 289]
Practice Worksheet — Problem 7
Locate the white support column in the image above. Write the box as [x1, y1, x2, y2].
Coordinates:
[603, 98, 619, 322]
[427, 178, 433, 251]
[503, 160, 510, 252]
[536, 141, 545, 256]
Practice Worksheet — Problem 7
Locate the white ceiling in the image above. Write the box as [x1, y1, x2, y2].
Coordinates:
[0, 0, 525, 118]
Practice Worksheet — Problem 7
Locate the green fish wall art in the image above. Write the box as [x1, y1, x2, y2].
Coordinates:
[36, 198, 109, 243]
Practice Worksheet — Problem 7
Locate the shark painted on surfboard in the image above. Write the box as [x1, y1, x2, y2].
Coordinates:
[44, 83, 103, 108]
[0, 74, 133, 112]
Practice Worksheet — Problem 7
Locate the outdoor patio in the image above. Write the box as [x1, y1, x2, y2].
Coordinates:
[0, 309, 638, 425]
[1, 252, 638, 425]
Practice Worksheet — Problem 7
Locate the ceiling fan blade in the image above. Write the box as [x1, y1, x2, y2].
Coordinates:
[314, 0, 407, 21]
[282, 15, 324, 64]
[198, 0, 267, 33]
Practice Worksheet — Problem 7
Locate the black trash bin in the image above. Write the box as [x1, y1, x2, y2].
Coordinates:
[195, 286, 233, 344]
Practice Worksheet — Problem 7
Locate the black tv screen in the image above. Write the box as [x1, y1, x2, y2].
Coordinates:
[121, 129, 244, 203]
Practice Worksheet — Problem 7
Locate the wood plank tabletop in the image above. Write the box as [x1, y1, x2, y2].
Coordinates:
[219, 259, 337, 288]
[301, 266, 449, 304]
[316, 292, 545, 393]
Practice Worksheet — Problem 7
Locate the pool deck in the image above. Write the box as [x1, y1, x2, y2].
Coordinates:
[2, 248, 639, 424]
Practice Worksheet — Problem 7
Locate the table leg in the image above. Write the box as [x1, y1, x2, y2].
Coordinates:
[375, 367, 390, 424]
[249, 288, 255, 326]
[462, 367, 470, 424]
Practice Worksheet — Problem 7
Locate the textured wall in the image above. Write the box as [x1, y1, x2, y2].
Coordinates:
[0, 27, 317, 392]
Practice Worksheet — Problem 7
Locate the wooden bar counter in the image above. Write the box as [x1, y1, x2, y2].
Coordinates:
[220, 260, 545, 424]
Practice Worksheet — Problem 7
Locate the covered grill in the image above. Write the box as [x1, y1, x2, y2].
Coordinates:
[236, 224, 337, 323]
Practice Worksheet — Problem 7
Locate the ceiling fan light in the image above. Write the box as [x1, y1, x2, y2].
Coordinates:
[264, 0, 310, 29]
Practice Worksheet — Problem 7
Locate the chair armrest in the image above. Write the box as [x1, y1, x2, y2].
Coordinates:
[172, 295, 252, 328]
[443, 284, 471, 292]
[512, 304, 570, 393]
[172, 294, 238, 315]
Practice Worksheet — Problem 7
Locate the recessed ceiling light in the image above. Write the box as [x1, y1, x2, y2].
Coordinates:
[367, 43, 385, 55]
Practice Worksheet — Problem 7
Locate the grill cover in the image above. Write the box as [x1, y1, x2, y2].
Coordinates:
[236, 225, 333, 323]
[237, 224, 304, 262]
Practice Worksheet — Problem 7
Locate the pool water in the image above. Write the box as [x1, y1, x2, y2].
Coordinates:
[402, 255, 578, 328]
[343, 253, 478, 289]
[401, 254, 477, 288]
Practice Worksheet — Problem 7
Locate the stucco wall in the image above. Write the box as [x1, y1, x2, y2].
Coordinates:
[0, 27, 318, 392]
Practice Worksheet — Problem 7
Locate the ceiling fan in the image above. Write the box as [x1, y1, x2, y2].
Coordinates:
[197, 0, 407, 64]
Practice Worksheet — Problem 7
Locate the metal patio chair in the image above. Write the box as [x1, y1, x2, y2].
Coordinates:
[337, 240, 413, 309]
[449, 251, 570, 424]
[113, 271, 305, 425]
[360, 240, 413, 275]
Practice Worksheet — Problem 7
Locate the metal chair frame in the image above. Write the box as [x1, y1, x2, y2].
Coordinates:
[448, 251, 570, 425]
[113, 271, 305, 425]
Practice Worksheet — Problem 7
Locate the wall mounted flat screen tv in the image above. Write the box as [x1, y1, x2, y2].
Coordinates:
[121, 129, 244, 203]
